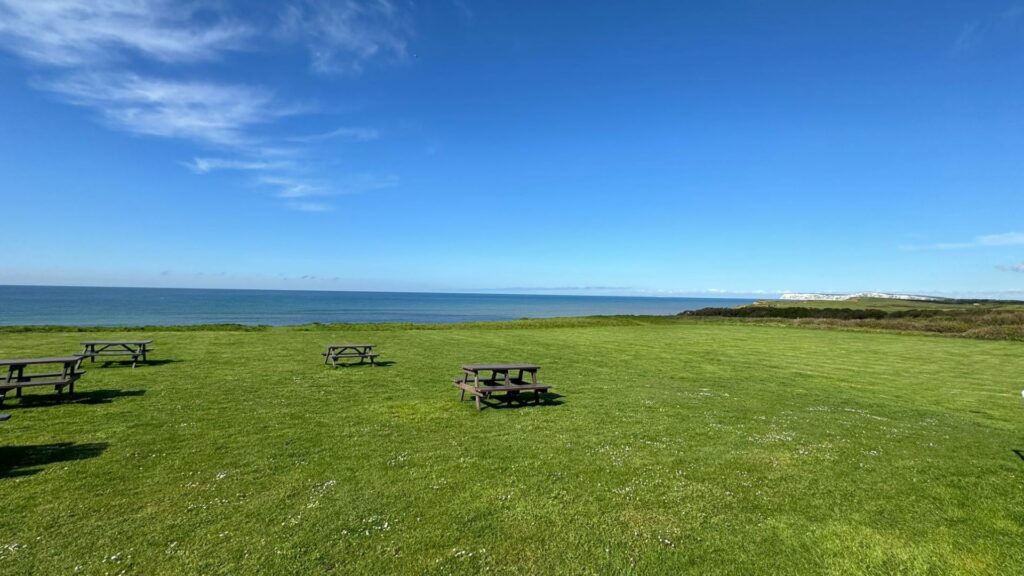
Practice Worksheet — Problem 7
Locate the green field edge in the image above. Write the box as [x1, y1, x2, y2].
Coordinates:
[3, 314, 1022, 344]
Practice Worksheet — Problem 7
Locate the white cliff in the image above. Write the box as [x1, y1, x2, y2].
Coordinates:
[780, 292, 948, 302]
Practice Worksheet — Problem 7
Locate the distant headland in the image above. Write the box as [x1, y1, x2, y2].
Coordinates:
[780, 292, 949, 302]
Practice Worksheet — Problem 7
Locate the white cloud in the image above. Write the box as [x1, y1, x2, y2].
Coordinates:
[902, 232, 1024, 251]
[0, 0, 408, 211]
[976, 232, 1024, 246]
[43, 73, 291, 149]
[287, 126, 380, 143]
[257, 172, 397, 199]
[0, 0, 251, 66]
[997, 262, 1024, 273]
[186, 157, 294, 174]
[258, 175, 326, 199]
[281, 0, 409, 74]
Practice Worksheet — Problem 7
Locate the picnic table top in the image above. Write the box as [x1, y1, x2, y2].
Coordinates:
[0, 356, 83, 367]
[326, 343, 375, 349]
[463, 363, 540, 371]
[81, 340, 153, 345]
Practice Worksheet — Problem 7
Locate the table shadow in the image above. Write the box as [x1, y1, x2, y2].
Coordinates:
[86, 359, 181, 369]
[0, 441, 108, 479]
[475, 391, 565, 411]
[6, 389, 146, 409]
[327, 360, 396, 368]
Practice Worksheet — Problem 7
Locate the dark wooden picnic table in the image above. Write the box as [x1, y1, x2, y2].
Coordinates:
[79, 340, 153, 368]
[323, 344, 378, 367]
[454, 363, 550, 411]
[0, 356, 85, 406]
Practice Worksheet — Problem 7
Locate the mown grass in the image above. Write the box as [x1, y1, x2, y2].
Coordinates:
[1, 322, 1023, 575]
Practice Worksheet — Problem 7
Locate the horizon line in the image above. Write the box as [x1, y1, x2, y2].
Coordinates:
[0, 283, 772, 300]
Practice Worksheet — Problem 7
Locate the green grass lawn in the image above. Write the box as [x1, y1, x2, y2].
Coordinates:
[2, 320, 1023, 575]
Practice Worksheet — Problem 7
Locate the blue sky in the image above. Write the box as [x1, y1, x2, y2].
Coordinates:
[1, 1, 1022, 298]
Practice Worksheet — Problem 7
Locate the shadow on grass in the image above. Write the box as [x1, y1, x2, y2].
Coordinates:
[473, 391, 566, 411]
[327, 360, 396, 368]
[8, 389, 146, 409]
[0, 441, 108, 479]
[1014, 449, 1024, 463]
[85, 359, 182, 369]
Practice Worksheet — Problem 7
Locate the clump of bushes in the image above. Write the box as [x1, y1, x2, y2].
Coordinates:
[681, 307, 890, 320]
[678, 307, 1024, 341]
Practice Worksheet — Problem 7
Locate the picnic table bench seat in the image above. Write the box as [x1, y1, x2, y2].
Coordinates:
[0, 356, 86, 406]
[81, 349, 157, 356]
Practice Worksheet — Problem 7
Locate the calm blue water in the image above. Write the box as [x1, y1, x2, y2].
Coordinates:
[0, 285, 755, 327]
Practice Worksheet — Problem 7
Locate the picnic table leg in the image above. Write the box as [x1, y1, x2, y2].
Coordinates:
[502, 370, 519, 403]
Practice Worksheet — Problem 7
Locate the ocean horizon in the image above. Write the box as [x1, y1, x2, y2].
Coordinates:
[0, 285, 758, 327]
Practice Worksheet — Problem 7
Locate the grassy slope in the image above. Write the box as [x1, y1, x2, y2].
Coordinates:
[753, 297, 1024, 311]
[2, 322, 1023, 575]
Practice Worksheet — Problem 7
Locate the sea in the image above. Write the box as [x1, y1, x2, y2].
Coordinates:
[0, 285, 756, 327]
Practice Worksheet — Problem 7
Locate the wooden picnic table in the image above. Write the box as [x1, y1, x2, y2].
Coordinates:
[454, 363, 550, 411]
[0, 356, 85, 406]
[79, 340, 153, 368]
[322, 344, 378, 367]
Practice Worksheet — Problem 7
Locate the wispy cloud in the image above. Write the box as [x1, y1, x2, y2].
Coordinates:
[258, 176, 327, 199]
[185, 157, 295, 174]
[281, 0, 410, 74]
[0, 0, 411, 211]
[953, 3, 1023, 54]
[953, 21, 982, 54]
[287, 126, 380, 143]
[256, 173, 398, 199]
[43, 73, 292, 149]
[286, 201, 333, 212]
[901, 232, 1024, 251]
[335, 173, 400, 193]
[0, 0, 251, 66]
[997, 262, 1024, 273]
[476, 286, 633, 293]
